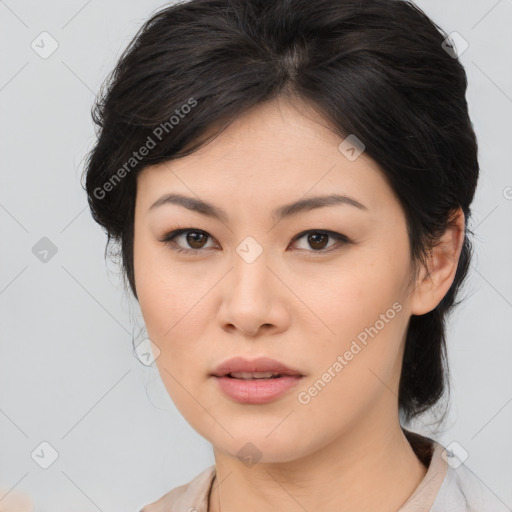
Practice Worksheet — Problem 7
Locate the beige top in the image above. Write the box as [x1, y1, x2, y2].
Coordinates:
[140, 430, 509, 512]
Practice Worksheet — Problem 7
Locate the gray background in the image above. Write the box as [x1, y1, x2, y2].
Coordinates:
[0, 0, 511, 510]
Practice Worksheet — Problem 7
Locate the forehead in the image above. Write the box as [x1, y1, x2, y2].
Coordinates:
[135, 97, 395, 218]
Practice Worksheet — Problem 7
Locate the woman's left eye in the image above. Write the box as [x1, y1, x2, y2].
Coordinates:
[160, 228, 351, 255]
[291, 230, 351, 253]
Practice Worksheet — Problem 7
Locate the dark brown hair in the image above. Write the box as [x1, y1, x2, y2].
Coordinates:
[82, 0, 478, 423]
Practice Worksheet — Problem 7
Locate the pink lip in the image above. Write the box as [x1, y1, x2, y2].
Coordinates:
[213, 375, 303, 404]
[211, 356, 303, 377]
[210, 356, 304, 405]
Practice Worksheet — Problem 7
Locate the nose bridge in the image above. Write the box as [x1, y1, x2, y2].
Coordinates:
[230, 233, 273, 302]
[217, 233, 286, 335]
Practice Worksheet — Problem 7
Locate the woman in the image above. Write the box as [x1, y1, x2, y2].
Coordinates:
[83, 0, 509, 510]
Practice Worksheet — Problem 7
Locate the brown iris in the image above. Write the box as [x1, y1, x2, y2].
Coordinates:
[306, 232, 329, 250]
[186, 231, 208, 249]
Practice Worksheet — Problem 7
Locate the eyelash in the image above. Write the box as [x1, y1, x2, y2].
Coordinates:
[160, 227, 352, 257]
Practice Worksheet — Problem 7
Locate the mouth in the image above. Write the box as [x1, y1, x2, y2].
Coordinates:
[210, 356, 305, 404]
[211, 370, 304, 404]
[223, 371, 297, 380]
[211, 356, 304, 379]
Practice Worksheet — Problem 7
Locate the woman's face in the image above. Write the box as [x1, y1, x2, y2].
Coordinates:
[133, 97, 421, 463]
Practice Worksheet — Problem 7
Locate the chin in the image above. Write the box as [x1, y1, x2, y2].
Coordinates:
[208, 428, 312, 465]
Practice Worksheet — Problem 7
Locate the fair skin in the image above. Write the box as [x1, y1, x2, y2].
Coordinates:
[133, 96, 465, 512]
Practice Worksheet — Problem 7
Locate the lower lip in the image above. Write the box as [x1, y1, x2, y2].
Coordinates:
[212, 375, 303, 404]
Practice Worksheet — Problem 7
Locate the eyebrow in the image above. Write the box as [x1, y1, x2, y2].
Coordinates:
[148, 192, 368, 224]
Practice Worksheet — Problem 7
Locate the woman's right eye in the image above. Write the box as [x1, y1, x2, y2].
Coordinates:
[161, 228, 216, 255]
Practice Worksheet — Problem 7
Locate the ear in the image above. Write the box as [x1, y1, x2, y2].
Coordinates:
[410, 208, 466, 316]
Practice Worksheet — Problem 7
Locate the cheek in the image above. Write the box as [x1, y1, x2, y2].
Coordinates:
[137, 276, 206, 371]
[298, 249, 409, 403]
[292, 292, 407, 443]
[309, 255, 407, 343]
[133, 243, 209, 395]
[138, 273, 209, 416]
[134, 234, 201, 335]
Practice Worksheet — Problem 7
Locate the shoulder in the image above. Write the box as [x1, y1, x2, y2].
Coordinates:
[140, 465, 216, 512]
[430, 445, 510, 512]
[401, 430, 510, 512]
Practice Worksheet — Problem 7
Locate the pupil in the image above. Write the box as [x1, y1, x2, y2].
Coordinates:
[309, 232, 328, 250]
[187, 232, 206, 249]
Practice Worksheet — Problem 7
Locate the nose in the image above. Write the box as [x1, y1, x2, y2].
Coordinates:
[216, 247, 290, 337]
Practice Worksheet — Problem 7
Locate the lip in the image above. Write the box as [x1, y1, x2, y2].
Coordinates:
[211, 356, 303, 378]
[210, 356, 304, 405]
[213, 374, 303, 404]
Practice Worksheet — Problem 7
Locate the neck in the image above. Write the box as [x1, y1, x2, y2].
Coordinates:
[208, 412, 427, 512]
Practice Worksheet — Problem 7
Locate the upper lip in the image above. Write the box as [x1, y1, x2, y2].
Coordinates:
[211, 356, 304, 377]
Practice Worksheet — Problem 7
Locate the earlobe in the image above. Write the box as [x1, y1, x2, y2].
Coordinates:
[410, 208, 465, 316]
